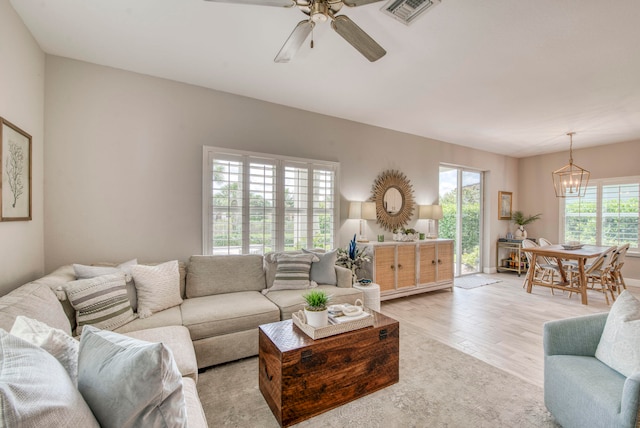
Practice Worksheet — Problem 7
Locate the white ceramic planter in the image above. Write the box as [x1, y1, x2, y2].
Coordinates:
[304, 308, 329, 328]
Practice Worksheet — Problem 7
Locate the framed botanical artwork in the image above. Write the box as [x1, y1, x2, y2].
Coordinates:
[498, 191, 512, 220]
[1, 118, 32, 221]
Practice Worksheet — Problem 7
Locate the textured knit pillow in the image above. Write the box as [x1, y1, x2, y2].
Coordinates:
[10, 316, 80, 386]
[132, 260, 182, 319]
[0, 329, 100, 427]
[269, 253, 319, 292]
[302, 248, 338, 285]
[64, 272, 137, 335]
[78, 326, 186, 428]
[595, 290, 640, 377]
[73, 259, 138, 310]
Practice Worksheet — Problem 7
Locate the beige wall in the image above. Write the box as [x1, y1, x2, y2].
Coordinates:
[518, 140, 640, 281]
[44, 56, 519, 273]
[0, 0, 45, 294]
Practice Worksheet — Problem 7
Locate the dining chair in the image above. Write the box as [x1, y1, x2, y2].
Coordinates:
[611, 243, 630, 295]
[521, 239, 559, 292]
[568, 246, 617, 305]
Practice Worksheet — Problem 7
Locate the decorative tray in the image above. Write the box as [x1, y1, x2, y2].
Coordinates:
[561, 244, 584, 250]
[292, 307, 373, 340]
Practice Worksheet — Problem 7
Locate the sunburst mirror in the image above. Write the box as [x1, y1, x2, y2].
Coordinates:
[371, 169, 415, 232]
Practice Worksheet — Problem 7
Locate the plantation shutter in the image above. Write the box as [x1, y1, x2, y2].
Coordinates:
[204, 147, 337, 255]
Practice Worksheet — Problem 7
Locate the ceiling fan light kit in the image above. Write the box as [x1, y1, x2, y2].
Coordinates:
[204, 0, 386, 63]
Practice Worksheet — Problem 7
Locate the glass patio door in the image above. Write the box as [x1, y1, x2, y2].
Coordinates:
[439, 166, 483, 276]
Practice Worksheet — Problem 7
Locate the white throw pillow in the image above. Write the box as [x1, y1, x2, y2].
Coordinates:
[10, 315, 80, 386]
[595, 290, 640, 377]
[132, 260, 182, 319]
[64, 272, 137, 334]
[0, 329, 100, 427]
[78, 326, 187, 428]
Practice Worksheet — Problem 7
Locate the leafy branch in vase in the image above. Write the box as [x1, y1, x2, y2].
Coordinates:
[5, 142, 25, 208]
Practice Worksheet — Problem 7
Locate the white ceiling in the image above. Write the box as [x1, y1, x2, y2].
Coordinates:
[11, 0, 640, 157]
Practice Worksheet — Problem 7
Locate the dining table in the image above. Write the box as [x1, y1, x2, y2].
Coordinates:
[521, 244, 612, 305]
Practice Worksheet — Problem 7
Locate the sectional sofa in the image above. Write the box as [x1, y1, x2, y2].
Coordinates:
[0, 252, 362, 427]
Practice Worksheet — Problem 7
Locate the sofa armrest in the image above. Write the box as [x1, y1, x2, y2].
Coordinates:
[543, 312, 608, 357]
[335, 266, 353, 288]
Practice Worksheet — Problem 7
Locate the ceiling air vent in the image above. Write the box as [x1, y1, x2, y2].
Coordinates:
[381, 0, 440, 25]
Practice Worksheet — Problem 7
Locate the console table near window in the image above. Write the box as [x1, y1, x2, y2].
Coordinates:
[496, 239, 533, 277]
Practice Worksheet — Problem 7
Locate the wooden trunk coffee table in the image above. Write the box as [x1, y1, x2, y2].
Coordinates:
[258, 310, 399, 427]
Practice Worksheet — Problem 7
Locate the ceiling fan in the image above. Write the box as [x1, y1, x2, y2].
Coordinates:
[204, 0, 386, 63]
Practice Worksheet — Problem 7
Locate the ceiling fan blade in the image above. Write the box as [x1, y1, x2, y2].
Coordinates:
[274, 20, 314, 63]
[203, 0, 294, 7]
[342, 0, 385, 7]
[331, 15, 386, 62]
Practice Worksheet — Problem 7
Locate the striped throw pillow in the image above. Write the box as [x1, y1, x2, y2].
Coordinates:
[270, 253, 320, 291]
[64, 273, 137, 335]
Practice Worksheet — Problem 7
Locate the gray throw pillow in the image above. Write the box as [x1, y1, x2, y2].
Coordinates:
[303, 248, 338, 285]
[0, 329, 99, 427]
[78, 326, 187, 428]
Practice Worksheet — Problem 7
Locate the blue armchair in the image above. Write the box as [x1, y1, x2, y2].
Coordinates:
[544, 313, 640, 428]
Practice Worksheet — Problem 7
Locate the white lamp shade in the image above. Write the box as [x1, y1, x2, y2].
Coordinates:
[348, 202, 362, 219]
[432, 205, 443, 220]
[419, 205, 433, 219]
[362, 202, 377, 220]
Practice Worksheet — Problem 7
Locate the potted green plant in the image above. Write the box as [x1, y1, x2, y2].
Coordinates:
[302, 290, 331, 328]
[512, 211, 542, 239]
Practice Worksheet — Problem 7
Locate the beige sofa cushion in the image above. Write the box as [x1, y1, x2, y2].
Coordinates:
[183, 377, 208, 428]
[115, 306, 183, 334]
[265, 285, 363, 320]
[123, 325, 198, 383]
[0, 282, 71, 335]
[186, 255, 266, 297]
[181, 291, 280, 341]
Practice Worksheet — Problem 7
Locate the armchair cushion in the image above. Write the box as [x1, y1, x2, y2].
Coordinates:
[596, 290, 640, 377]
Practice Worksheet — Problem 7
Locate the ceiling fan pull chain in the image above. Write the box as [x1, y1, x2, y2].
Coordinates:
[310, 28, 314, 49]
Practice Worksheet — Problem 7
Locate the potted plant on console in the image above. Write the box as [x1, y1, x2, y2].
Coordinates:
[303, 290, 331, 328]
[512, 211, 542, 239]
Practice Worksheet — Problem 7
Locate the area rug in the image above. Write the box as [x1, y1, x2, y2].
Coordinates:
[455, 274, 502, 289]
[196, 323, 557, 427]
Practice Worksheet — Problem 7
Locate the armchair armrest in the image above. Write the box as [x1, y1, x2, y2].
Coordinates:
[621, 372, 640, 427]
[543, 312, 608, 357]
[335, 266, 353, 288]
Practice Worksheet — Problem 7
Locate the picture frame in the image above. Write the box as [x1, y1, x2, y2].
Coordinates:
[1, 118, 32, 221]
[498, 191, 512, 220]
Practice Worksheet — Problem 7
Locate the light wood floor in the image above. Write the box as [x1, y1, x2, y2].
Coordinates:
[380, 273, 639, 388]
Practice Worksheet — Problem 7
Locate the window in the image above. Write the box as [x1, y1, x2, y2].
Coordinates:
[561, 177, 639, 253]
[203, 146, 338, 255]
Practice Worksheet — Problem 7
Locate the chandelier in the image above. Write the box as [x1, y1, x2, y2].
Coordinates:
[552, 132, 590, 198]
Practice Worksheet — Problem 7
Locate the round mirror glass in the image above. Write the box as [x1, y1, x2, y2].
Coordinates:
[383, 187, 403, 215]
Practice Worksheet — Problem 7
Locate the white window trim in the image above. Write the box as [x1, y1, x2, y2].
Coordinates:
[559, 175, 640, 256]
[202, 146, 340, 255]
